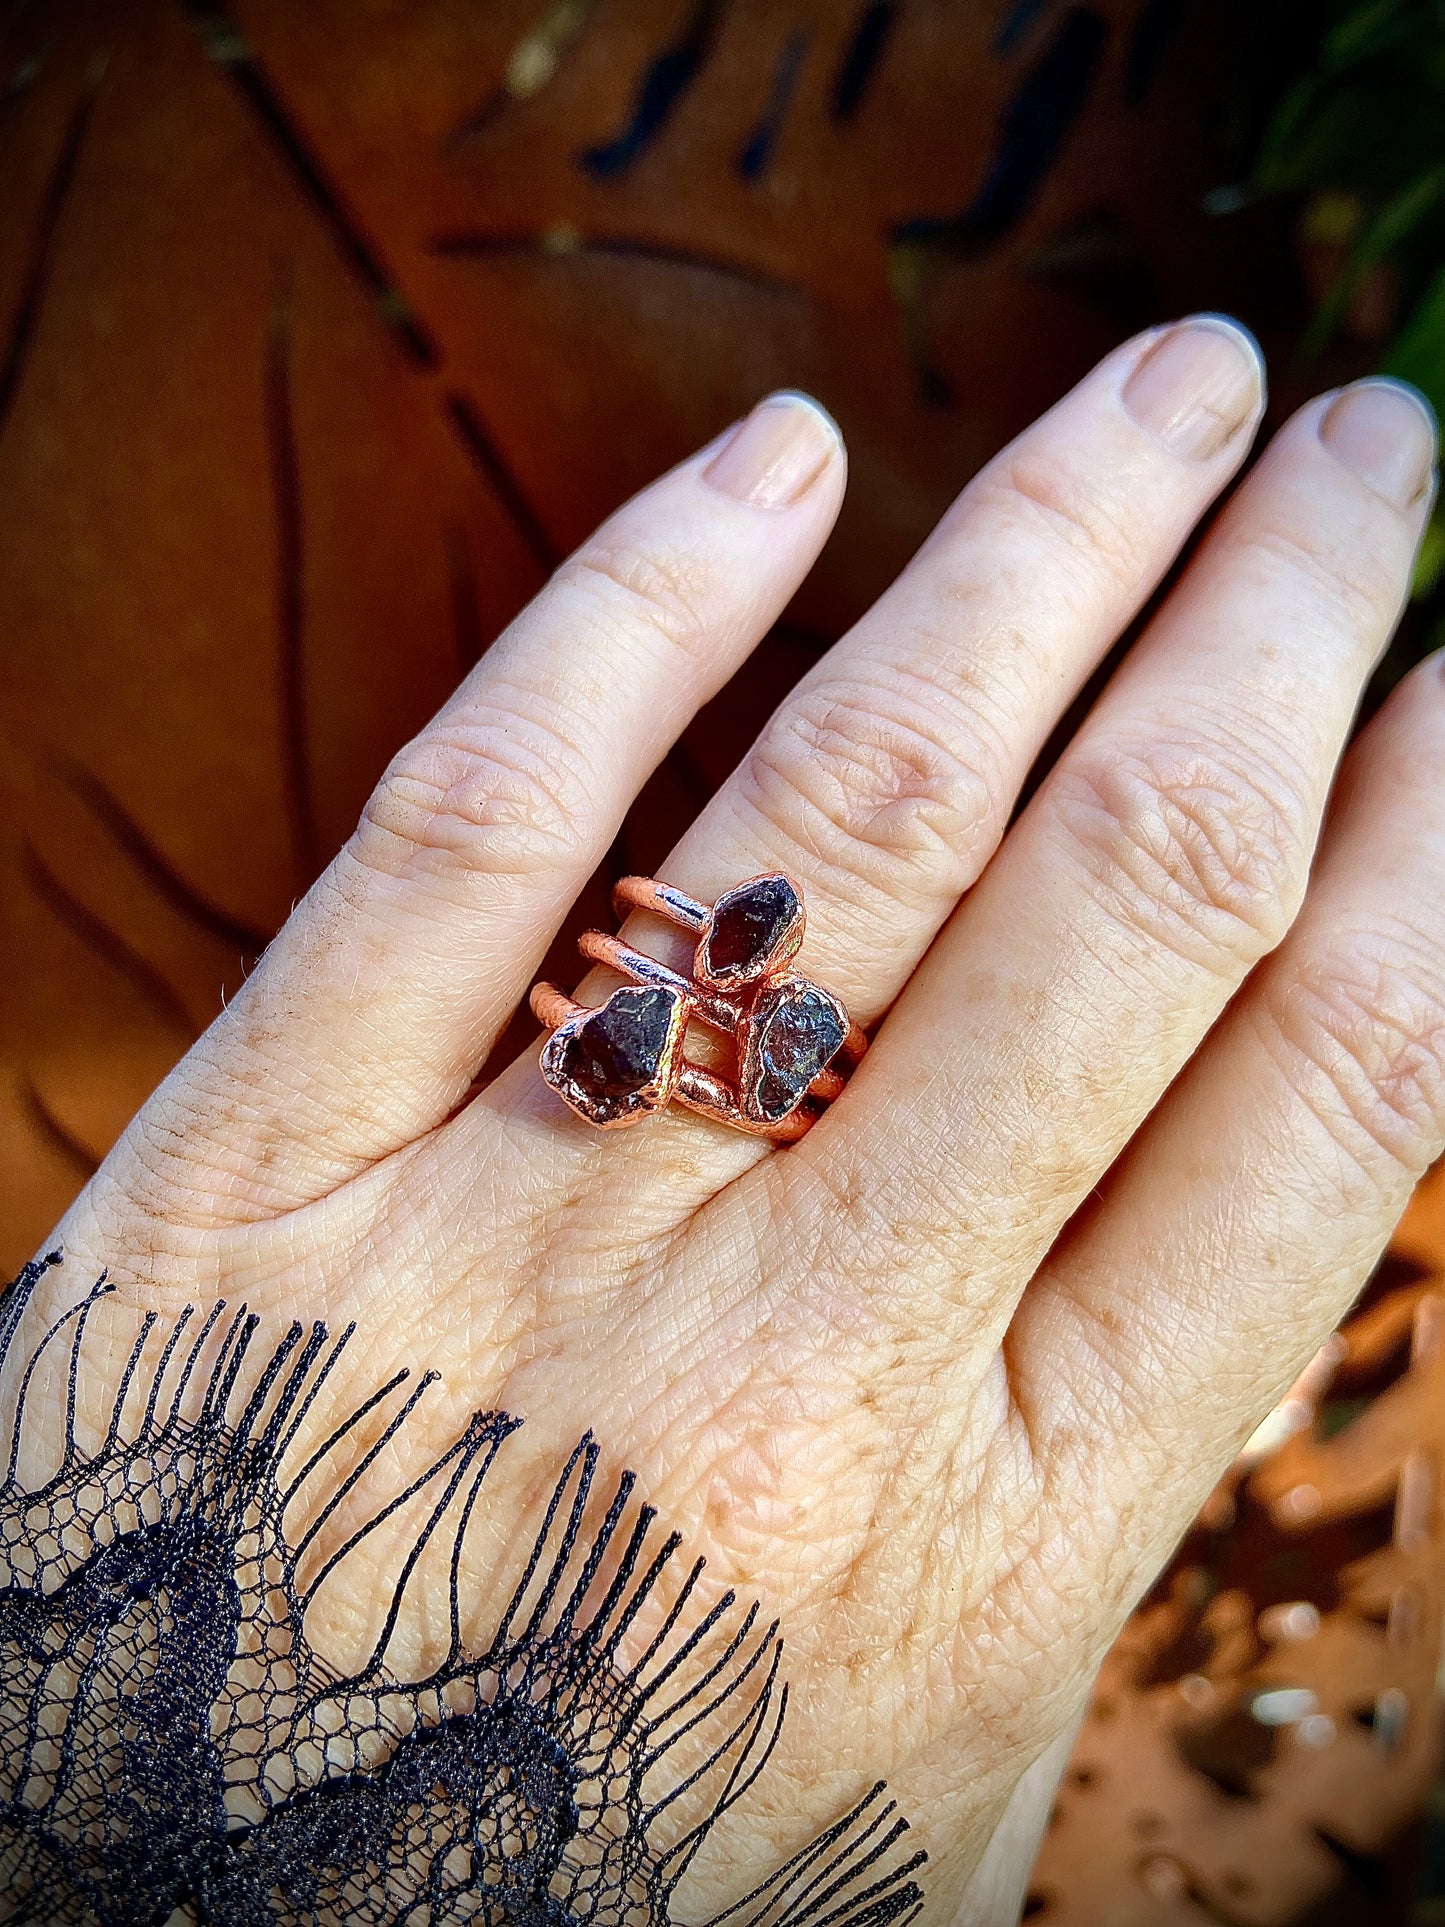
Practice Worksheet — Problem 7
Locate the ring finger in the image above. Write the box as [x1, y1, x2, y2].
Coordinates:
[486, 317, 1266, 1165]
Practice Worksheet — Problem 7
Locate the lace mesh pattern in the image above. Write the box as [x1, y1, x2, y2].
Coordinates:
[0, 1253, 926, 1927]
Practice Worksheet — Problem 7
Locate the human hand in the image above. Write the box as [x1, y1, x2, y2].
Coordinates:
[16, 319, 1444, 1921]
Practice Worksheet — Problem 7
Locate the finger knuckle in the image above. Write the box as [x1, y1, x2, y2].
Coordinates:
[1238, 515, 1405, 640]
[555, 536, 719, 661]
[1266, 936, 1445, 1176]
[965, 448, 1148, 593]
[1054, 738, 1309, 969]
[738, 680, 997, 913]
[355, 716, 593, 881]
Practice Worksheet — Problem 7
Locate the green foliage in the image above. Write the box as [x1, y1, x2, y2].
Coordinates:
[1392, 265, 1445, 596]
[1253, 0, 1445, 601]
[1255, 0, 1445, 200]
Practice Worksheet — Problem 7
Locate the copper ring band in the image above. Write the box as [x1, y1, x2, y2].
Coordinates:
[612, 874, 709, 933]
[579, 929, 742, 1032]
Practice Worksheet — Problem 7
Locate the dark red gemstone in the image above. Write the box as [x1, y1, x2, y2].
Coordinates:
[701, 876, 803, 985]
[542, 986, 683, 1124]
[743, 979, 847, 1122]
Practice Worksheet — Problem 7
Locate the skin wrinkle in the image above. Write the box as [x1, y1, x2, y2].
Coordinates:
[554, 541, 739, 665]
[898, 1395, 1029, 1627]
[1032, 1297, 1182, 1486]
[1233, 502, 1415, 638]
[1046, 744, 1310, 972]
[1025, 1011, 1438, 1549]
[184, 978, 488, 1220]
[1257, 946, 1445, 1174]
[544, 505, 822, 687]
[358, 710, 605, 879]
[769, 1140, 1000, 1347]
[121, 1031, 424, 1223]
[1038, 1307, 1288, 1559]
[757, 684, 997, 868]
[601, 1256, 963, 1695]
[879, 639, 1030, 779]
[966, 445, 1158, 592]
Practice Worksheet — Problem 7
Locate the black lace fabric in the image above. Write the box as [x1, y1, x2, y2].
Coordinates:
[0, 1253, 926, 1926]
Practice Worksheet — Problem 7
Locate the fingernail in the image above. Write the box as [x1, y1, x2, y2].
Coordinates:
[1319, 378, 1438, 510]
[703, 391, 842, 509]
[1121, 315, 1264, 460]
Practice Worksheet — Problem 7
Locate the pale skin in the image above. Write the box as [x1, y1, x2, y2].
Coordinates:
[21, 317, 1445, 1919]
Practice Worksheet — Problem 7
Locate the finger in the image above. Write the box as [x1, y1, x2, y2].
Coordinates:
[798, 380, 1436, 1319]
[143, 397, 846, 1207]
[1013, 651, 1445, 1565]
[610, 318, 1264, 1027]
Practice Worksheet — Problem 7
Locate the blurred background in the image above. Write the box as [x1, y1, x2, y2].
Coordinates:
[3, 2, 1445, 1918]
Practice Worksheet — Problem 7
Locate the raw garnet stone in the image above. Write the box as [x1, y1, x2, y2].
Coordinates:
[745, 979, 847, 1122]
[544, 985, 683, 1124]
[701, 875, 803, 985]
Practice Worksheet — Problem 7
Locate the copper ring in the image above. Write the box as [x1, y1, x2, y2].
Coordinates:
[528, 871, 863, 1140]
